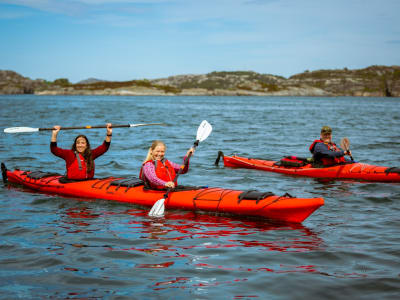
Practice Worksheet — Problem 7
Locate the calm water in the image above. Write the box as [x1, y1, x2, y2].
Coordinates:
[0, 95, 399, 299]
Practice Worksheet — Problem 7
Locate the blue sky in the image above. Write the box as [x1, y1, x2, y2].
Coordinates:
[1, 0, 399, 83]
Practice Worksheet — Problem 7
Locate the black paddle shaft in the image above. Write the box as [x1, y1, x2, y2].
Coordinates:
[163, 140, 199, 198]
[38, 124, 132, 131]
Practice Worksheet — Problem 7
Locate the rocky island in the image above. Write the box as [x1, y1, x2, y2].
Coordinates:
[1, 65, 399, 97]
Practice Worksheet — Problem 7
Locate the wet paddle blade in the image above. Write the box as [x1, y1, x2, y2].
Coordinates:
[196, 120, 212, 142]
[148, 198, 165, 217]
[340, 137, 354, 161]
[4, 127, 39, 133]
[340, 137, 350, 151]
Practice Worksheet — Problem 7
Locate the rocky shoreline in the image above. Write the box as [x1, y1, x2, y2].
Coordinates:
[1, 65, 400, 97]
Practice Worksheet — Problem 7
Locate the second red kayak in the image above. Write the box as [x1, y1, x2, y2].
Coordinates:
[216, 151, 400, 182]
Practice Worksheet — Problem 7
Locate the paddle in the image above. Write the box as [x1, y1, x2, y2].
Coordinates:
[4, 123, 166, 134]
[148, 120, 213, 217]
[340, 137, 354, 161]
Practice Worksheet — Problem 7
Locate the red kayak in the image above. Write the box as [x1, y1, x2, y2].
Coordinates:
[216, 151, 400, 182]
[1, 163, 324, 223]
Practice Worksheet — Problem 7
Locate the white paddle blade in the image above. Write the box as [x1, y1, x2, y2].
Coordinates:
[196, 120, 212, 142]
[148, 198, 165, 217]
[4, 127, 39, 133]
[129, 123, 166, 128]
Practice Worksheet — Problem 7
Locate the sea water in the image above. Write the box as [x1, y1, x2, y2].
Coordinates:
[0, 95, 399, 299]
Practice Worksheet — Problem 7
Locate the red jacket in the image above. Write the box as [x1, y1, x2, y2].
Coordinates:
[50, 141, 110, 179]
[140, 159, 178, 189]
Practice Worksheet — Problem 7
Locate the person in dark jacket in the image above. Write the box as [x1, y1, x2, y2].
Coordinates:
[309, 126, 352, 166]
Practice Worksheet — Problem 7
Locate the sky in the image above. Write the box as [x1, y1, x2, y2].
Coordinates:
[1, 0, 399, 83]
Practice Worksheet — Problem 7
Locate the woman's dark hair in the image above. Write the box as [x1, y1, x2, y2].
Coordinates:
[71, 135, 94, 173]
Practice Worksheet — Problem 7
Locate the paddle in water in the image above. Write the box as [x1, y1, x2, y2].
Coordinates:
[340, 137, 354, 161]
[4, 123, 166, 134]
[148, 120, 213, 217]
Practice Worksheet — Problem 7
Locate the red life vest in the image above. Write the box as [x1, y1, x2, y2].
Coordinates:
[66, 152, 94, 179]
[139, 159, 177, 189]
[309, 139, 346, 166]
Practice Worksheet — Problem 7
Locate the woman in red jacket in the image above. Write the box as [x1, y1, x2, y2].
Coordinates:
[139, 140, 194, 189]
[50, 124, 112, 180]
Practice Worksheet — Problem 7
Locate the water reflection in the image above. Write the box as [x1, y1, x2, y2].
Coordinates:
[56, 206, 324, 253]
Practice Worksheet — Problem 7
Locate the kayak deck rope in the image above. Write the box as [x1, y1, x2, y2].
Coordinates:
[192, 187, 236, 212]
[385, 167, 400, 174]
[25, 171, 61, 180]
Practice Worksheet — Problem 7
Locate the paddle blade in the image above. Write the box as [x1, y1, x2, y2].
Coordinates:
[196, 120, 212, 142]
[340, 137, 350, 151]
[129, 123, 166, 128]
[148, 198, 165, 217]
[340, 137, 354, 161]
[4, 127, 39, 133]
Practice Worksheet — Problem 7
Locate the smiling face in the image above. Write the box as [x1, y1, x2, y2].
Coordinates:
[151, 144, 166, 161]
[320, 132, 332, 143]
[75, 136, 88, 154]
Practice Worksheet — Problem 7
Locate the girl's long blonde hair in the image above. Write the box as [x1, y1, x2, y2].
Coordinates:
[143, 140, 166, 163]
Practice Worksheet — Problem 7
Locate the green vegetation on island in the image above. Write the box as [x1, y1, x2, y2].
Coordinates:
[1, 65, 399, 97]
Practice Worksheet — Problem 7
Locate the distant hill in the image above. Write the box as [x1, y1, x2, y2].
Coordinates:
[1, 66, 399, 97]
[0, 70, 49, 94]
[76, 78, 108, 84]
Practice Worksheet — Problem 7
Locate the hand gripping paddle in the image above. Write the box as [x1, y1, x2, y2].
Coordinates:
[340, 137, 354, 161]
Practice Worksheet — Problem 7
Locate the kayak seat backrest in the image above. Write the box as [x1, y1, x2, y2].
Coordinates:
[25, 171, 61, 180]
[238, 190, 275, 204]
[274, 156, 311, 168]
[385, 167, 400, 174]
